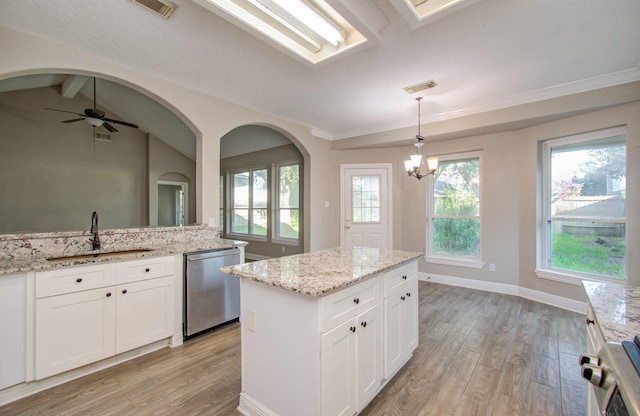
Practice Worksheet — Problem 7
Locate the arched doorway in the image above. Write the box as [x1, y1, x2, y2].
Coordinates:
[220, 125, 304, 259]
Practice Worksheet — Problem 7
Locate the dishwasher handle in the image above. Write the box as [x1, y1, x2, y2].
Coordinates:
[186, 248, 240, 262]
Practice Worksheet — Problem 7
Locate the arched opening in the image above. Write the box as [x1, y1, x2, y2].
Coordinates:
[220, 125, 305, 259]
[0, 72, 196, 233]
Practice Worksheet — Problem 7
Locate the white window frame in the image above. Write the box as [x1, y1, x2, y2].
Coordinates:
[426, 151, 484, 269]
[272, 161, 301, 246]
[535, 126, 628, 285]
[227, 166, 269, 242]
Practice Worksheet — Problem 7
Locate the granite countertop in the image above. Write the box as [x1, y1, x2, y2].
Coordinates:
[221, 246, 422, 297]
[0, 238, 246, 276]
[583, 280, 640, 343]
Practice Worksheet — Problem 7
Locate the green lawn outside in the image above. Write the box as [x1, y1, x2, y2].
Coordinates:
[551, 233, 625, 279]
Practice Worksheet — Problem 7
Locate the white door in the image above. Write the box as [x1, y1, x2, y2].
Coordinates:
[340, 164, 392, 250]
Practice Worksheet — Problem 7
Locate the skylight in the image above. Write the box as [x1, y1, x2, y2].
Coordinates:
[193, 0, 367, 65]
[391, 0, 481, 28]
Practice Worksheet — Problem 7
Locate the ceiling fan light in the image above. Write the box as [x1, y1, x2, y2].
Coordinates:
[85, 117, 104, 127]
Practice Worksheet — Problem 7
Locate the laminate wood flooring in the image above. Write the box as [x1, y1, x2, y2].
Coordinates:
[0, 281, 587, 416]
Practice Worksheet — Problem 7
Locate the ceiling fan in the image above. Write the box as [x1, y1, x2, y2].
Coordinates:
[45, 77, 139, 132]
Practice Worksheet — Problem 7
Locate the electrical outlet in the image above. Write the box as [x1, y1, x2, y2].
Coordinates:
[489, 263, 496, 272]
[247, 310, 256, 332]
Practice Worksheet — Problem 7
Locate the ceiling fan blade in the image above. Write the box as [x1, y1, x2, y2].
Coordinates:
[62, 118, 85, 123]
[103, 117, 139, 129]
[102, 122, 118, 133]
[45, 108, 84, 117]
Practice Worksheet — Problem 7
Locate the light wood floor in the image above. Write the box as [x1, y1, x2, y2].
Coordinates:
[0, 281, 587, 416]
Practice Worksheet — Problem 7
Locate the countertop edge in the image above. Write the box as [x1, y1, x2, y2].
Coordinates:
[223, 249, 422, 298]
[0, 239, 247, 277]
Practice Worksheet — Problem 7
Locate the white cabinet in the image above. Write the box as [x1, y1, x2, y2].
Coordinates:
[383, 262, 418, 378]
[238, 259, 418, 416]
[35, 256, 175, 379]
[320, 303, 382, 416]
[0, 274, 27, 390]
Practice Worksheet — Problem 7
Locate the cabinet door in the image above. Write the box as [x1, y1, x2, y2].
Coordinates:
[36, 287, 116, 380]
[356, 303, 383, 411]
[384, 292, 404, 378]
[384, 282, 419, 379]
[402, 282, 419, 357]
[0, 274, 26, 389]
[321, 318, 357, 416]
[116, 276, 174, 354]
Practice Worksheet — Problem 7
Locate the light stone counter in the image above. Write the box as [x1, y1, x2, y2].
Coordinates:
[0, 225, 246, 276]
[222, 246, 422, 297]
[583, 280, 640, 343]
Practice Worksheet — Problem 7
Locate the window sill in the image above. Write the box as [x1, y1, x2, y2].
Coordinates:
[535, 268, 626, 287]
[424, 256, 484, 269]
[272, 237, 300, 246]
[226, 233, 267, 243]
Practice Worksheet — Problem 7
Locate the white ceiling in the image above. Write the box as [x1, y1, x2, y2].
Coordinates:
[0, 0, 639, 145]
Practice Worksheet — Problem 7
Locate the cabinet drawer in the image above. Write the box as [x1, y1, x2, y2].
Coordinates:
[36, 263, 117, 298]
[320, 277, 380, 333]
[116, 256, 174, 284]
[383, 262, 417, 297]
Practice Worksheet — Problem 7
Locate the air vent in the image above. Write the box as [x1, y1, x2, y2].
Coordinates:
[95, 132, 113, 142]
[132, 0, 177, 18]
[403, 79, 438, 94]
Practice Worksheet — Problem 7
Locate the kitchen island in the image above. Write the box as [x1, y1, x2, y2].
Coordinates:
[222, 246, 422, 416]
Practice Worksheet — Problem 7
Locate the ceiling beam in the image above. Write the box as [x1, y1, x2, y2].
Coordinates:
[60, 75, 89, 99]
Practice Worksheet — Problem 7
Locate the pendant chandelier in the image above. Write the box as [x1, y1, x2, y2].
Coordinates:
[403, 97, 438, 180]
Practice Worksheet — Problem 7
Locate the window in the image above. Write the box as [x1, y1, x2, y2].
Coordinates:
[427, 153, 482, 267]
[539, 127, 627, 281]
[275, 162, 300, 240]
[230, 168, 268, 237]
[352, 175, 380, 223]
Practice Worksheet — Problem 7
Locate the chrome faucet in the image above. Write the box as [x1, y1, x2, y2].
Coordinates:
[90, 211, 101, 251]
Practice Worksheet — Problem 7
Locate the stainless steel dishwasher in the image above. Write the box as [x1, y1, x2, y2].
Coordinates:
[184, 248, 241, 337]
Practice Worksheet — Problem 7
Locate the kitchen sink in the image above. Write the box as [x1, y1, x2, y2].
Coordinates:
[46, 248, 153, 262]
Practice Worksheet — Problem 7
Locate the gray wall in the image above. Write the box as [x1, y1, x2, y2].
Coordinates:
[0, 86, 195, 233]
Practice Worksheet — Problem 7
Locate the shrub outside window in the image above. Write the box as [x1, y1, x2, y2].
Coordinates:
[540, 127, 626, 281]
[427, 153, 481, 261]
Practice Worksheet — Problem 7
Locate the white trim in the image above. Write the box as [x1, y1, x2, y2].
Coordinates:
[419, 272, 586, 314]
[238, 392, 279, 416]
[424, 255, 484, 269]
[535, 268, 627, 287]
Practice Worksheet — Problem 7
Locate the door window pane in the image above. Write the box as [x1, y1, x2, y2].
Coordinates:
[352, 175, 380, 223]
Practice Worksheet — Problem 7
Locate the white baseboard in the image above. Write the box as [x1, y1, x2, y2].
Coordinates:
[238, 393, 279, 416]
[420, 272, 586, 314]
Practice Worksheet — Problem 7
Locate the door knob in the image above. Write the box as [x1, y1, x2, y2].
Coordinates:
[346, 218, 351, 230]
